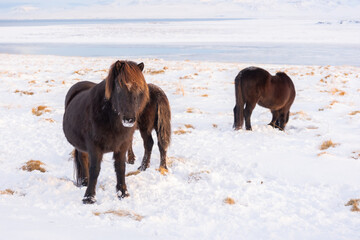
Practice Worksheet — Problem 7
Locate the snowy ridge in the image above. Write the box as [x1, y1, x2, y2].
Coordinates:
[0, 0, 360, 19]
[0, 54, 359, 239]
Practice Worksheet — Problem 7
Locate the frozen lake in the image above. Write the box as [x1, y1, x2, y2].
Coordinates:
[0, 19, 359, 66]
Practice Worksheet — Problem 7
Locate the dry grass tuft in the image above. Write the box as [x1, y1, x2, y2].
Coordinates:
[167, 156, 186, 167]
[94, 209, 144, 221]
[186, 107, 194, 113]
[351, 151, 360, 160]
[330, 88, 346, 96]
[188, 170, 210, 183]
[180, 75, 194, 80]
[320, 140, 339, 150]
[156, 167, 169, 175]
[173, 129, 188, 135]
[0, 189, 15, 195]
[73, 68, 92, 75]
[200, 94, 208, 97]
[186, 107, 202, 114]
[291, 111, 311, 120]
[14, 90, 34, 96]
[317, 151, 327, 157]
[212, 124, 218, 128]
[175, 83, 185, 96]
[21, 160, 46, 173]
[145, 67, 166, 75]
[125, 170, 141, 177]
[306, 125, 319, 130]
[224, 197, 236, 205]
[184, 124, 195, 129]
[345, 199, 360, 212]
[28, 80, 36, 84]
[349, 111, 360, 116]
[44, 118, 55, 123]
[32, 105, 51, 116]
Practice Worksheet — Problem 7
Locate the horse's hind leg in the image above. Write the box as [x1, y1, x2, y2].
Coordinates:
[244, 102, 256, 130]
[83, 146, 102, 204]
[156, 130, 168, 170]
[74, 149, 89, 187]
[138, 130, 154, 171]
[269, 110, 280, 128]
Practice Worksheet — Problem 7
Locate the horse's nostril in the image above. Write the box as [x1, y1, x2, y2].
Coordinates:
[123, 117, 135, 123]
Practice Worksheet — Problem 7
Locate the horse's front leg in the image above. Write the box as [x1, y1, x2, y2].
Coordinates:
[114, 148, 130, 199]
[83, 146, 102, 204]
[127, 139, 136, 164]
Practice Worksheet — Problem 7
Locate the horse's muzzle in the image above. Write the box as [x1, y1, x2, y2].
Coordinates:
[122, 116, 136, 128]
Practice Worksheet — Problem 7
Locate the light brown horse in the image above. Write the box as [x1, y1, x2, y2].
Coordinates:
[63, 60, 149, 204]
[233, 67, 296, 131]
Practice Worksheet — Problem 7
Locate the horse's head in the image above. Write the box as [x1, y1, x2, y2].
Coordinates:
[105, 60, 149, 128]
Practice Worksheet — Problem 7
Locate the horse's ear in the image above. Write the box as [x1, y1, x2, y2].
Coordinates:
[137, 62, 144, 72]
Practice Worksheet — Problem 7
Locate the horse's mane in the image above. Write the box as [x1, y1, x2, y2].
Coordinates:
[105, 60, 148, 99]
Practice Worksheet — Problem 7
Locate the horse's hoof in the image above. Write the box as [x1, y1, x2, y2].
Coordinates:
[82, 196, 96, 204]
[127, 157, 135, 165]
[117, 190, 130, 200]
[138, 165, 148, 171]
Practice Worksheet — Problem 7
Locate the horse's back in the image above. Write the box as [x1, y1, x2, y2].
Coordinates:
[65, 81, 96, 108]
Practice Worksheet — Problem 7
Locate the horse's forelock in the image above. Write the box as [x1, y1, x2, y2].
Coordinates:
[119, 62, 147, 93]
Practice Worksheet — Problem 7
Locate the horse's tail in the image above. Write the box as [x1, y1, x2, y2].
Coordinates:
[233, 71, 245, 129]
[65, 81, 96, 109]
[155, 88, 171, 150]
[73, 149, 89, 186]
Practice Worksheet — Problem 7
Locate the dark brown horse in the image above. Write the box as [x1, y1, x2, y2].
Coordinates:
[127, 83, 171, 171]
[233, 67, 296, 131]
[63, 60, 149, 204]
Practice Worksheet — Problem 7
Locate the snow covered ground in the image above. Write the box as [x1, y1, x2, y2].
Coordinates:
[0, 53, 359, 239]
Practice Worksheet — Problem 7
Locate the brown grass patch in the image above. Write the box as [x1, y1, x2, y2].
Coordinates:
[212, 124, 218, 128]
[21, 160, 46, 173]
[125, 170, 141, 177]
[28, 80, 36, 84]
[167, 156, 186, 167]
[186, 107, 202, 114]
[290, 111, 311, 120]
[349, 111, 360, 116]
[186, 107, 194, 113]
[188, 170, 210, 183]
[317, 151, 328, 157]
[224, 197, 235, 205]
[156, 167, 169, 175]
[351, 151, 360, 160]
[0, 189, 15, 195]
[175, 83, 185, 96]
[73, 68, 92, 75]
[200, 94, 208, 97]
[14, 90, 34, 96]
[306, 125, 319, 130]
[32, 105, 51, 116]
[345, 199, 360, 212]
[44, 118, 55, 123]
[174, 129, 188, 135]
[94, 209, 144, 221]
[184, 124, 195, 129]
[320, 140, 339, 150]
[145, 68, 166, 75]
[180, 75, 194, 79]
[330, 88, 346, 96]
